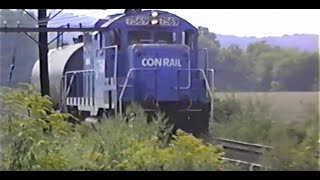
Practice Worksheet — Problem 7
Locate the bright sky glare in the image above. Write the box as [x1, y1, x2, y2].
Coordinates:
[62, 9, 320, 38]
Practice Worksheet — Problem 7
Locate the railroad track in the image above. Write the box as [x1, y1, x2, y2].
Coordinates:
[208, 138, 273, 170]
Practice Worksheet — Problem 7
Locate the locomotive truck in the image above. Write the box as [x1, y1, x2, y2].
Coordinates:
[31, 9, 215, 137]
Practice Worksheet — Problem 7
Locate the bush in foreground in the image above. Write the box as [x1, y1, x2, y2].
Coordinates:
[262, 103, 319, 171]
[0, 84, 225, 171]
[211, 95, 275, 144]
[210, 94, 319, 171]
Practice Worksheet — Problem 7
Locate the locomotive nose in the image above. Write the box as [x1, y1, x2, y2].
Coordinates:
[128, 44, 191, 102]
[130, 44, 189, 68]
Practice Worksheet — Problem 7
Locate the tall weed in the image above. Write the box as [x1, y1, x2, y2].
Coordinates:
[0, 84, 225, 171]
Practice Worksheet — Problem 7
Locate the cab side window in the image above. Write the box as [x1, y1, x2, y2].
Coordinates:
[103, 29, 121, 48]
[184, 30, 194, 50]
[93, 32, 101, 46]
[99, 32, 103, 48]
[104, 30, 115, 46]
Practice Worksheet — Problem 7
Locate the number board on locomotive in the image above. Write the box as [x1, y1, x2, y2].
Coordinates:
[125, 16, 180, 26]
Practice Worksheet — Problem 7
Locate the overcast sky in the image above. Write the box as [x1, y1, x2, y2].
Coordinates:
[62, 9, 320, 38]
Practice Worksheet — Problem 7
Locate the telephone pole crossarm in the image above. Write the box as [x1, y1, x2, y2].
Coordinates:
[0, 9, 109, 97]
[0, 27, 106, 33]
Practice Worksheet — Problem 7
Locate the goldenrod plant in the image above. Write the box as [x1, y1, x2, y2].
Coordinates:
[0, 84, 225, 171]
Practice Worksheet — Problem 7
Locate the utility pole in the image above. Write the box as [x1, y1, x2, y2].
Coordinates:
[38, 9, 50, 97]
[0, 9, 109, 96]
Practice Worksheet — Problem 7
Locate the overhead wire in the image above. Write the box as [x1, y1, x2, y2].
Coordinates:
[47, 10, 106, 26]
[51, 10, 104, 21]
[12, 9, 95, 25]
[2, 10, 108, 27]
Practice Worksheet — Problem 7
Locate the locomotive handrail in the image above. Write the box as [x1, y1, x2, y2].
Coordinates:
[198, 48, 209, 78]
[118, 68, 157, 116]
[176, 68, 213, 97]
[59, 77, 65, 111]
[176, 68, 215, 120]
[102, 45, 118, 84]
[61, 73, 75, 110]
[61, 69, 95, 110]
[65, 69, 95, 75]
[176, 49, 191, 90]
[102, 45, 118, 113]
[64, 69, 95, 92]
[65, 75, 75, 100]
[207, 68, 215, 121]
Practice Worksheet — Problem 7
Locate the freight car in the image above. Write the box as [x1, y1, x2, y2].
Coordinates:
[31, 9, 215, 136]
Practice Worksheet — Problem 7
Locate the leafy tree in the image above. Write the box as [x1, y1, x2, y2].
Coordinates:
[198, 26, 220, 69]
[197, 29, 318, 92]
[272, 52, 319, 91]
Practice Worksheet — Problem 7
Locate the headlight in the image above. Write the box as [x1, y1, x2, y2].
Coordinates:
[151, 19, 159, 25]
[151, 11, 158, 17]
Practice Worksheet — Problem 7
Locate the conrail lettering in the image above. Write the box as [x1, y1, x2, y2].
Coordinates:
[142, 58, 182, 67]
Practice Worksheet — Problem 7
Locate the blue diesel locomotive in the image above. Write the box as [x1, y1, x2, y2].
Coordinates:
[31, 9, 215, 136]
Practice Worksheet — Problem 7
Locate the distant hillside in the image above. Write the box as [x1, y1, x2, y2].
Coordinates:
[216, 34, 318, 52]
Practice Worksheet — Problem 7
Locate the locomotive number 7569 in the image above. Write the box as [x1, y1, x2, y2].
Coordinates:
[126, 16, 149, 25]
[159, 17, 179, 26]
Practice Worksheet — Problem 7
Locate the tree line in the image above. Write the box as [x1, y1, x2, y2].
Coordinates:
[198, 26, 319, 92]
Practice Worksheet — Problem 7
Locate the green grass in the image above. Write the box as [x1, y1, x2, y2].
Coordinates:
[215, 92, 319, 123]
[211, 92, 319, 170]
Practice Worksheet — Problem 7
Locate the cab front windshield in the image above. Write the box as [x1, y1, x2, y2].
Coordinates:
[128, 31, 176, 45]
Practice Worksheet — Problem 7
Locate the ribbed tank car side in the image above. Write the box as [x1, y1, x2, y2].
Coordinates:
[31, 43, 84, 109]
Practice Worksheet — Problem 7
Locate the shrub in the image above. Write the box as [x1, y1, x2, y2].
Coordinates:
[213, 94, 242, 123]
[210, 95, 319, 171]
[262, 103, 319, 171]
[211, 95, 275, 144]
[0, 84, 74, 170]
[115, 130, 225, 171]
[0, 84, 226, 171]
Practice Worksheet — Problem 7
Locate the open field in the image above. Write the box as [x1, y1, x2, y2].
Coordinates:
[215, 92, 319, 123]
